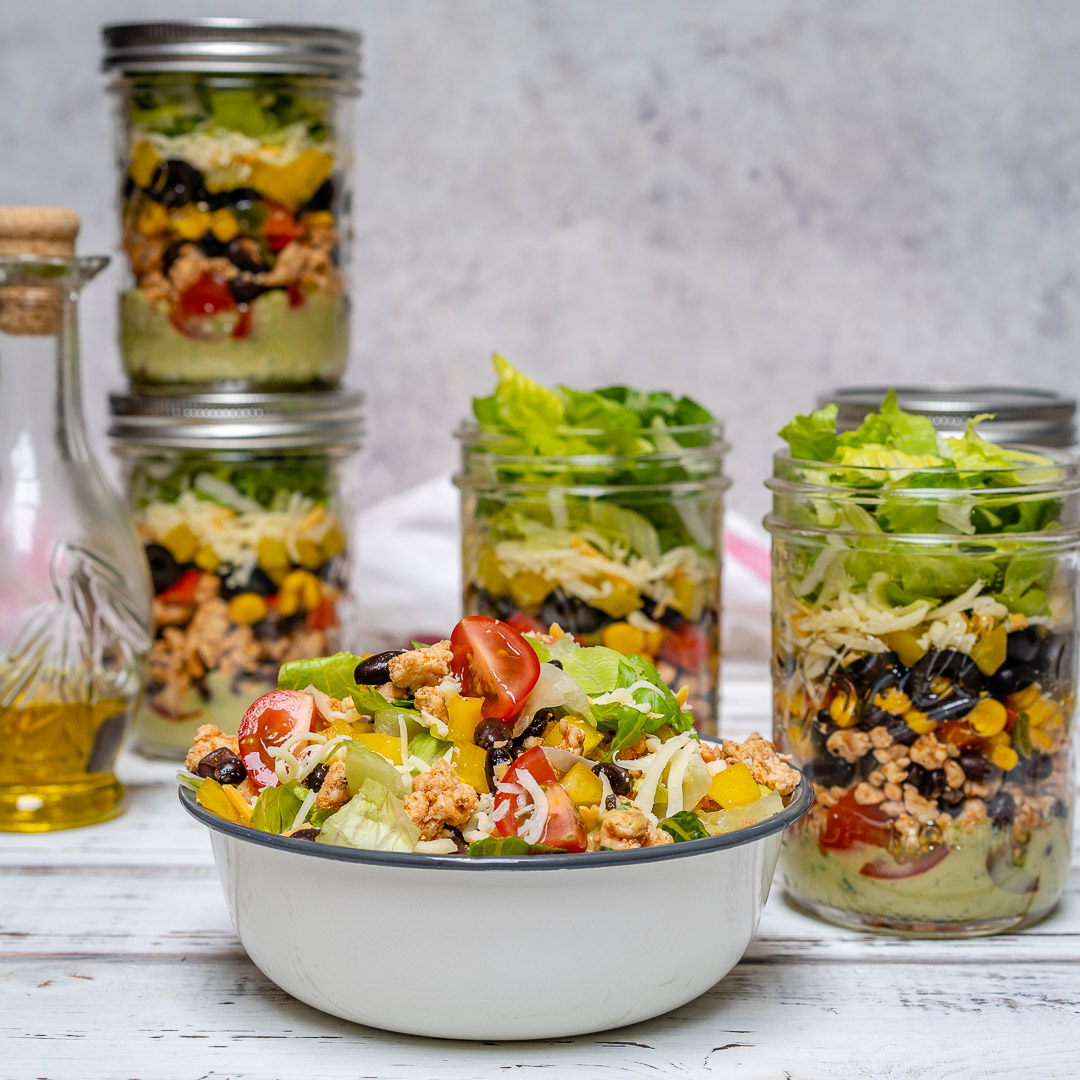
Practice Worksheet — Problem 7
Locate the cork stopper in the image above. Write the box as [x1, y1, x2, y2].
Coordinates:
[0, 207, 81, 334]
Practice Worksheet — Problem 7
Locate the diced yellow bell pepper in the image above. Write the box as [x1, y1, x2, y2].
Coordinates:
[135, 200, 169, 236]
[561, 762, 604, 806]
[669, 571, 699, 618]
[971, 624, 1007, 676]
[446, 696, 483, 744]
[172, 206, 212, 241]
[295, 538, 324, 570]
[508, 570, 553, 609]
[353, 732, 403, 765]
[302, 210, 335, 229]
[129, 141, 160, 188]
[320, 526, 345, 559]
[277, 569, 322, 616]
[197, 777, 249, 825]
[194, 545, 220, 572]
[1006, 684, 1040, 711]
[222, 783, 254, 823]
[162, 523, 199, 564]
[451, 742, 489, 793]
[247, 148, 334, 210]
[257, 537, 290, 573]
[321, 718, 373, 740]
[880, 629, 928, 669]
[541, 717, 603, 755]
[476, 549, 510, 596]
[228, 592, 269, 626]
[591, 587, 642, 619]
[602, 622, 647, 656]
[708, 762, 760, 808]
[209, 208, 241, 242]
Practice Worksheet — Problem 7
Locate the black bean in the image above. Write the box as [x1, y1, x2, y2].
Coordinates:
[485, 746, 514, 790]
[354, 650, 406, 685]
[592, 761, 633, 796]
[884, 716, 919, 746]
[539, 589, 611, 636]
[148, 159, 207, 208]
[289, 827, 321, 841]
[986, 790, 1016, 828]
[205, 186, 260, 211]
[474, 718, 512, 751]
[804, 757, 855, 787]
[939, 786, 965, 808]
[858, 751, 879, 780]
[1049, 798, 1068, 819]
[197, 233, 228, 258]
[245, 567, 279, 597]
[1026, 753, 1054, 781]
[906, 763, 945, 799]
[942, 796, 966, 817]
[546, 659, 563, 670]
[228, 278, 268, 304]
[145, 543, 183, 594]
[520, 707, 554, 741]
[1006, 626, 1041, 664]
[860, 704, 894, 730]
[302, 763, 329, 792]
[197, 747, 248, 786]
[160, 239, 188, 277]
[958, 752, 993, 781]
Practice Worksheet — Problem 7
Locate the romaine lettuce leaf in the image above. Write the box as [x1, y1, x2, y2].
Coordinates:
[408, 730, 452, 765]
[250, 781, 306, 833]
[316, 778, 419, 852]
[778, 404, 839, 463]
[277, 652, 364, 701]
[467, 836, 563, 856]
[837, 388, 940, 457]
[344, 741, 406, 798]
[659, 810, 709, 843]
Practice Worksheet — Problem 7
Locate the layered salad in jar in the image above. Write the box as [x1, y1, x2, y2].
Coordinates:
[180, 615, 802, 854]
[117, 78, 349, 387]
[133, 455, 349, 754]
[770, 392, 1077, 933]
[457, 357, 725, 730]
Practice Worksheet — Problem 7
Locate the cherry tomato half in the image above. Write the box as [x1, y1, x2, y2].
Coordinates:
[238, 689, 315, 789]
[493, 746, 558, 837]
[157, 568, 203, 606]
[539, 782, 588, 853]
[818, 789, 893, 851]
[450, 616, 540, 721]
[170, 273, 238, 339]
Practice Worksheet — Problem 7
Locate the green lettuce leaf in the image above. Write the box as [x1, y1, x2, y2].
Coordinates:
[467, 836, 563, 856]
[177, 771, 203, 792]
[316, 778, 419, 852]
[659, 810, 709, 843]
[472, 353, 567, 454]
[778, 404, 839, 462]
[344, 741, 406, 798]
[277, 652, 364, 701]
[250, 781, 306, 833]
[838, 388, 940, 456]
[352, 685, 420, 720]
[408, 730, 452, 765]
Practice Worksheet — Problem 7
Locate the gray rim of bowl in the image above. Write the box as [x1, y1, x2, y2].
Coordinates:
[178, 776, 813, 872]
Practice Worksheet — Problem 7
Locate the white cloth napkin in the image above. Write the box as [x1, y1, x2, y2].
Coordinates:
[353, 472, 772, 660]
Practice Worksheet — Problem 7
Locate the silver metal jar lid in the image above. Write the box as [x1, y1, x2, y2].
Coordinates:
[818, 385, 1077, 448]
[101, 20, 362, 82]
[109, 390, 364, 452]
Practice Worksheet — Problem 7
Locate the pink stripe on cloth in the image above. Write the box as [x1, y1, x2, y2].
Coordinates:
[724, 530, 771, 583]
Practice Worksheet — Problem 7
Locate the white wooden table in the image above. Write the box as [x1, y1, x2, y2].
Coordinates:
[3, 672, 1078, 1080]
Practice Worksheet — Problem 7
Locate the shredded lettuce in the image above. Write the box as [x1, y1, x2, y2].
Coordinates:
[344, 741, 406, 799]
[408, 730, 452, 765]
[659, 810, 709, 843]
[467, 836, 563, 856]
[250, 782, 306, 833]
[316, 778, 419, 852]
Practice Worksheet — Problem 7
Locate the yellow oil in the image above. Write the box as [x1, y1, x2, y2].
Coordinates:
[0, 697, 135, 831]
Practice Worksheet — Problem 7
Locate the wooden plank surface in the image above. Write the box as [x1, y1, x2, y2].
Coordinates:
[3, 675, 1078, 1080]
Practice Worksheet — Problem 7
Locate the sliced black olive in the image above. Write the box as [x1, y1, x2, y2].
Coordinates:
[1034, 633, 1075, 690]
[244, 567, 279, 597]
[844, 650, 905, 691]
[639, 595, 684, 631]
[1005, 626, 1041, 664]
[907, 649, 983, 710]
[986, 662, 1035, 699]
[145, 543, 183, 594]
[204, 186, 260, 211]
[197, 747, 248, 786]
[474, 718, 512, 751]
[592, 761, 633, 796]
[147, 159, 207, 208]
[353, 650, 405, 685]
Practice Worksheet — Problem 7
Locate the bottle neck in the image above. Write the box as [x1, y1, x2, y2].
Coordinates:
[0, 293, 90, 465]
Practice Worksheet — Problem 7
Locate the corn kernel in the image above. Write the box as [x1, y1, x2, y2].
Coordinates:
[303, 210, 335, 229]
[300, 572, 322, 611]
[136, 201, 169, 236]
[1031, 728, 1054, 750]
[172, 207, 212, 240]
[193, 545, 220, 572]
[675, 685, 690, 707]
[968, 698, 1008, 737]
[128, 141, 160, 188]
[210, 208, 241, 242]
[295, 538, 323, 570]
[829, 692, 857, 728]
[602, 622, 647, 656]
[990, 745, 1019, 772]
[873, 688, 911, 715]
[257, 537, 290, 573]
[548, 622, 567, 639]
[228, 592, 269, 626]
[579, 805, 600, 831]
[903, 709, 937, 735]
[320, 526, 345, 559]
[1006, 684, 1039, 711]
[1025, 697, 1061, 729]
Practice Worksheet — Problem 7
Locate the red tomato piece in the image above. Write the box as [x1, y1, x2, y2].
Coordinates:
[286, 283, 305, 308]
[450, 616, 541, 721]
[157, 568, 203, 605]
[492, 746, 558, 838]
[263, 205, 303, 251]
[238, 689, 315, 789]
[659, 623, 711, 671]
[936, 719, 984, 752]
[860, 846, 950, 880]
[539, 782, 588, 853]
[231, 304, 253, 339]
[506, 611, 546, 636]
[178, 273, 235, 316]
[306, 596, 337, 631]
[818, 789, 894, 851]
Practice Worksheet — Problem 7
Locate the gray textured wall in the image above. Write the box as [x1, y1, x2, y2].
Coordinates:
[3, 1, 1079, 521]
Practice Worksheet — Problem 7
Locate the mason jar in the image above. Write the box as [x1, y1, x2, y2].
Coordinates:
[767, 449, 1080, 935]
[110, 391, 363, 758]
[102, 20, 361, 390]
[454, 422, 729, 733]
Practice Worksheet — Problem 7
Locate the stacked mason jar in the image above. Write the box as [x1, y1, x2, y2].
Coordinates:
[102, 21, 365, 758]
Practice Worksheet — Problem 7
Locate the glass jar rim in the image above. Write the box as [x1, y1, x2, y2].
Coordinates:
[0, 254, 109, 289]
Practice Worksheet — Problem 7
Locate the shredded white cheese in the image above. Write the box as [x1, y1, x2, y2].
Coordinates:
[289, 787, 318, 833]
[415, 838, 459, 854]
[633, 732, 692, 815]
[516, 769, 549, 845]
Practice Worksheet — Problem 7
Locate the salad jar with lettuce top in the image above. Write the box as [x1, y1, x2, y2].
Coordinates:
[102, 21, 360, 390]
[110, 391, 363, 758]
[454, 357, 729, 734]
[767, 392, 1080, 936]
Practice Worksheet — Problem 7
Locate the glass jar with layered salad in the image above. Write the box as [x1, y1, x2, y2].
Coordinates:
[110, 391, 363, 758]
[102, 20, 361, 390]
[768, 391, 1080, 935]
[454, 357, 728, 733]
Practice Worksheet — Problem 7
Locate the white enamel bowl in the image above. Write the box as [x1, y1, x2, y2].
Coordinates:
[180, 779, 811, 1040]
